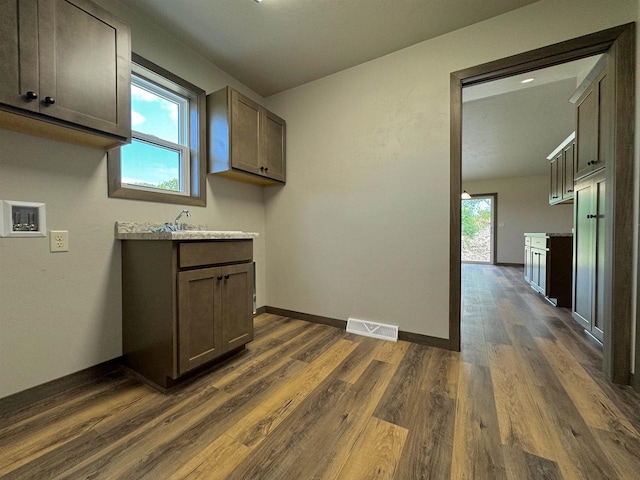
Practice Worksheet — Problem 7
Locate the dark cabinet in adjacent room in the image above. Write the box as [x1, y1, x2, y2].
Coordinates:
[572, 171, 606, 342]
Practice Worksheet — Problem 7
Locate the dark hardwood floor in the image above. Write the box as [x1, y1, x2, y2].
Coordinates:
[2, 264, 640, 479]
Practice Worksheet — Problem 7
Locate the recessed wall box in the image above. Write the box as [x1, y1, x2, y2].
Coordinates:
[0, 200, 46, 237]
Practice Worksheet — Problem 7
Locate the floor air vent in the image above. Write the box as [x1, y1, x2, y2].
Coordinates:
[346, 318, 398, 342]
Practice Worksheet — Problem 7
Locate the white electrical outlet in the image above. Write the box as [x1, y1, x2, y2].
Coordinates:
[50, 230, 69, 252]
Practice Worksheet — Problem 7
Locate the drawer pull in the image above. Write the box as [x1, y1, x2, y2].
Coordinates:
[24, 91, 38, 100]
[224, 274, 230, 280]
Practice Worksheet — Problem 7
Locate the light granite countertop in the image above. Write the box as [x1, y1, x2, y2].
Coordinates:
[115, 221, 259, 240]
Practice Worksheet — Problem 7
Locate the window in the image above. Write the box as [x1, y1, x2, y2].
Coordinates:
[108, 53, 206, 206]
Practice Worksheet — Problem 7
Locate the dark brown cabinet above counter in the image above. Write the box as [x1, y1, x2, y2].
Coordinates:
[207, 86, 286, 186]
[0, 0, 131, 149]
[547, 132, 575, 205]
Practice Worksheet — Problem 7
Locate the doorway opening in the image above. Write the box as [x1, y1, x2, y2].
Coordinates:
[449, 23, 635, 385]
[461, 194, 496, 264]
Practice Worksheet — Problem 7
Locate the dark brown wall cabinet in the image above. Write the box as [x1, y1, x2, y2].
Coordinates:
[548, 133, 575, 205]
[208, 86, 286, 186]
[0, 0, 131, 149]
[572, 171, 605, 342]
[524, 233, 573, 307]
[122, 240, 254, 389]
[574, 61, 613, 180]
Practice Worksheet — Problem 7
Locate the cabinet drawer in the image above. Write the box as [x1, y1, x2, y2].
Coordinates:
[179, 241, 252, 268]
[530, 237, 548, 249]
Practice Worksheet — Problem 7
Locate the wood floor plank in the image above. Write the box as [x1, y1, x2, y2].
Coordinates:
[536, 337, 638, 434]
[451, 362, 507, 480]
[213, 323, 332, 394]
[591, 426, 640, 479]
[168, 434, 252, 480]
[393, 390, 456, 479]
[290, 326, 345, 363]
[487, 343, 554, 459]
[55, 360, 306, 480]
[372, 339, 410, 365]
[373, 343, 434, 428]
[226, 339, 358, 448]
[337, 417, 408, 480]
[502, 445, 562, 480]
[334, 336, 380, 384]
[224, 376, 351, 479]
[0, 383, 148, 476]
[227, 359, 394, 479]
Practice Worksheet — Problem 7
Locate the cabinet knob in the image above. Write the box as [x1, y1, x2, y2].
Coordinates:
[217, 276, 223, 280]
[24, 91, 38, 100]
[43, 96, 55, 105]
[224, 274, 230, 280]
[568, 189, 573, 193]
[264, 167, 268, 172]
[587, 214, 596, 219]
[260, 166, 264, 171]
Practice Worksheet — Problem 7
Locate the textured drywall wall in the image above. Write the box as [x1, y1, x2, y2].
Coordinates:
[462, 176, 573, 264]
[264, 0, 638, 340]
[0, 0, 268, 398]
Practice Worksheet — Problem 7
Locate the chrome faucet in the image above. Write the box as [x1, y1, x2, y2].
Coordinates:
[174, 209, 191, 230]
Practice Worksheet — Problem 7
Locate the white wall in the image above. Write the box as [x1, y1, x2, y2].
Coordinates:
[0, 0, 268, 398]
[264, 0, 638, 340]
[462, 176, 573, 264]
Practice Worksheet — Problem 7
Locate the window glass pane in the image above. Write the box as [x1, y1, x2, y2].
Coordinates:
[121, 140, 181, 191]
[131, 82, 182, 144]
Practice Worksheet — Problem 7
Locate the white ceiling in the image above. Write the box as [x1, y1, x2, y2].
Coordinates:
[124, 0, 541, 97]
[462, 56, 601, 182]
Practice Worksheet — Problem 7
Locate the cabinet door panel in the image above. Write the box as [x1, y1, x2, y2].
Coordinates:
[230, 90, 261, 175]
[37, 0, 130, 137]
[221, 263, 254, 352]
[575, 87, 598, 179]
[262, 109, 286, 182]
[592, 177, 606, 341]
[178, 267, 223, 374]
[562, 143, 575, 200]
[549, 155, 560, 204]
[572, 181, 593, 329]
[538, 250, 547, 295]
[597, 66, 614, 173]
[524, 246, 531, 282]
[0, 0, 39, 111]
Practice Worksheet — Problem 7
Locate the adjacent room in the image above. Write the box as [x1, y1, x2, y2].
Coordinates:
[1, 0, 640, 478]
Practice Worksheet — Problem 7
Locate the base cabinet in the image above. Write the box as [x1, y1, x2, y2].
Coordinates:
[524, 234, 572, 307]
[572, 171, 605, 341]
[177, 263, 253, 375]
[122, 239, 254, 389]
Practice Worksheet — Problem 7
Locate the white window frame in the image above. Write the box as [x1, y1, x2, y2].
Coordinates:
[108, 53, 206, 206]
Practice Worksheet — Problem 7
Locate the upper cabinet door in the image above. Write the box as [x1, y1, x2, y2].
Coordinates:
[575, 60, 613, 180]
[0, 0, 39, 112]
[36, 0, 130, 138]
[562, 142, 575, 200]
[575, 85, 598, 179]
[230, 89, 261, 175]
[262, 109, 286, 183]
